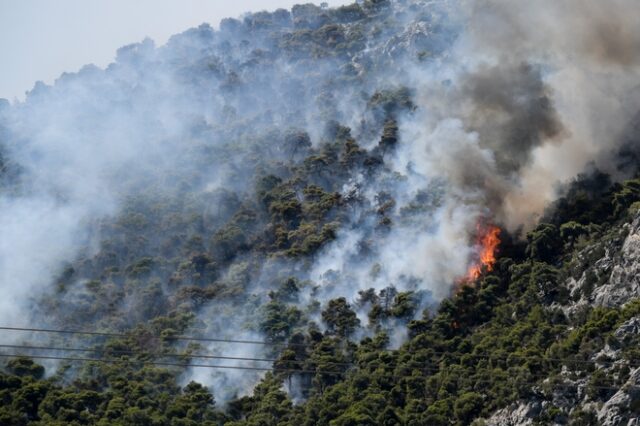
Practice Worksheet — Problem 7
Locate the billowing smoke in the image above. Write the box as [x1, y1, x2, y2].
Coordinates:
[305, 0, 640, 341]
[459, 63, 565, 177]
[1, 0, 640, 406]
[455, 0, 640, 227]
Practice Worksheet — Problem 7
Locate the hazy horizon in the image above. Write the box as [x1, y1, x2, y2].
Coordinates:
[0, 0, 350, 101]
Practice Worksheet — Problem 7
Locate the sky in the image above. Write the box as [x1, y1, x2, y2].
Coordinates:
[0, 0, 349, 101]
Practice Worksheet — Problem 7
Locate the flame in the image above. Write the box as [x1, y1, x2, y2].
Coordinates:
[465, 223, 501, 282]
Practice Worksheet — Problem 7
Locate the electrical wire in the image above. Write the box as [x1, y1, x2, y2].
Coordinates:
[0, 325, 299, 347]
[0, 343, 353, 367]
[0, 325, 635, 369]
[0, 351, 634, 392]
[0, 353, 341, 376]
[0, 342, 633, 383]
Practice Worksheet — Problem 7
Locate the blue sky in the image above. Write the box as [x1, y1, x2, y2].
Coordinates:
[0, 0, 349, 101]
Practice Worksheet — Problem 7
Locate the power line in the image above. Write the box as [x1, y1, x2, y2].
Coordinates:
[0, 352, 578, 382]
[0, 353, 345, 376]
[422, 350, 638, 369]
[0, 343, 354, 368]
[0, 325, 635, 370]
[0, 352, 633, 393]
[2, 331, 636, 388]
[0, 343, 631, 384]
[0, 346, 534, 381]
[0, 326, 640, 367]
[0, 325, 298, 347]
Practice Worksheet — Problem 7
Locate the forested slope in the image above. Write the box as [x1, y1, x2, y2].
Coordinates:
[1, 1, 640, 425]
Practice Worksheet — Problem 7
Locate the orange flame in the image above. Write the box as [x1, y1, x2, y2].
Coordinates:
[465, 223, 501, 282]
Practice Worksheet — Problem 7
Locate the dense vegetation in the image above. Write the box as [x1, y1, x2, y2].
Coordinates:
[1, 1, 639, 425]
[3, 171, 640, 425]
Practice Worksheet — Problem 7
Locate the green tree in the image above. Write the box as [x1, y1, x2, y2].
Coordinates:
[526, 223, 561, 263]
[454, 392, 484, 424]
[6, 358, 44, 380]
[322, 297, 360, 337]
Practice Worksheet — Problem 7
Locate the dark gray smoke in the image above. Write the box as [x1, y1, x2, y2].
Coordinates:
[389, 0, 640, 229]
[460, 62, 565, 175]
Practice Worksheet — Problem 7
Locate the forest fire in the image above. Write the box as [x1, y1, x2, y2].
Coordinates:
[464, 223, 501, 282]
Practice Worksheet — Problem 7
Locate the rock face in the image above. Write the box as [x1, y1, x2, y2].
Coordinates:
[597, 368, 640, 426]
[381, 20, 450, 59]
[485, 401, 540, 426]
[483, 214, 640, 425]
[562, 216, 638, 314]
[615, 317, 640, 341]
[594, 217, 640, 307]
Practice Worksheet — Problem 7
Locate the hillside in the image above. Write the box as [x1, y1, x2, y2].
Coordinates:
[1, 0, 640, 425]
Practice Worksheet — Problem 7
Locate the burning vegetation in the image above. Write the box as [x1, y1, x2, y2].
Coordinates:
[464, 222, 501, 283]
